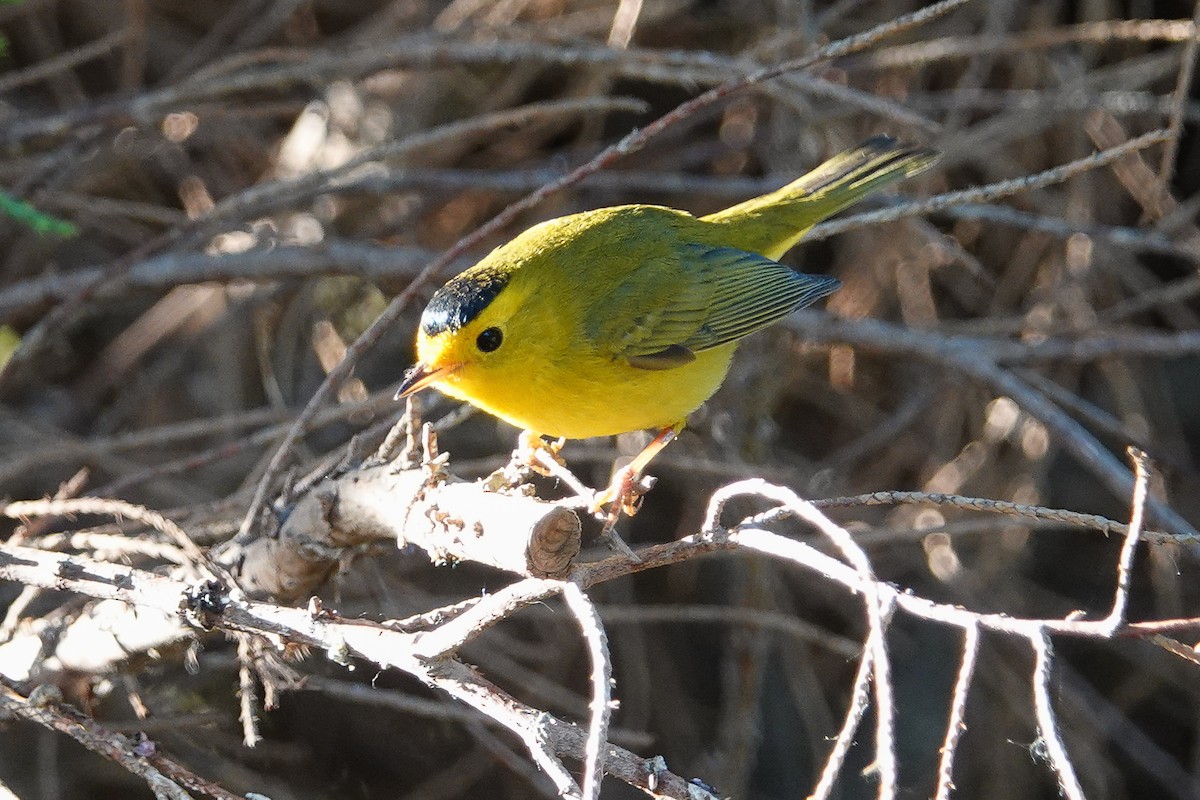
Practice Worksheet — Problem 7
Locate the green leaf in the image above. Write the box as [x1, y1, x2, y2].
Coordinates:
[0, 191, 79, 238]
[0, 326, 19, 371]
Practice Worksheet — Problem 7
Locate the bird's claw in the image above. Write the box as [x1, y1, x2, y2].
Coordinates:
[588, 466, 652, 560]
[515, 431, 567, 477]
[590, 467, 656, 518]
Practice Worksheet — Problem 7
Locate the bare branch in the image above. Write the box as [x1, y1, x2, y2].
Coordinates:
[1030, 632, 1085, 800]
[3, 496, 223, 582]
[809, 128, 1171, 239]
[236, 636, 262, 748]
[1159, 4, 1200, 183]
[934, 622, 980, 800]
[1097, 448, 1151, 634]
[0, 444, 1177, 797]
[0, 682, 234, 800]
[561, 582, 612, 800]
[783, 313, 1198, 539]
[0, 544, 712, 799]
[810, 634, 875, 800]
[815, 489, 1180, 544]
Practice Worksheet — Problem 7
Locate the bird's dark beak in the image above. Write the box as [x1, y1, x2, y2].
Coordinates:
[395, 362, 451, 399]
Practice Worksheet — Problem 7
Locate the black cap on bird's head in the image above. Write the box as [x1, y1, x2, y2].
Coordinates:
[419, 266, 511, 337]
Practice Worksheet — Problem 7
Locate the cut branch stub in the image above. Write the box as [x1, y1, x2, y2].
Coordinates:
[225, 460, 582, 601]
[392, 481, 582, 578]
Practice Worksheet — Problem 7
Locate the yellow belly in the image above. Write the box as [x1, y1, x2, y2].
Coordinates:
[438, 344, 736, 439]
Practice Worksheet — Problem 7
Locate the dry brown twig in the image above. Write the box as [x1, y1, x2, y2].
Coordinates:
[1157, 3, 1200, 185]
[0, 680, 244, 800]
[783, 312, 1199, 538]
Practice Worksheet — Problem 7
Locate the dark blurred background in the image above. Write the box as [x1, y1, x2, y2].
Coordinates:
[3, 1, 1200, 798]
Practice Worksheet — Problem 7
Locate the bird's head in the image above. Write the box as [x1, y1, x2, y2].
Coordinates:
[396, 213, 600, 413]
[396, 262, 519, 401]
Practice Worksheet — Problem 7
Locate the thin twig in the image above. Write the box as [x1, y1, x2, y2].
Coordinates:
[933, 622, 979, 800]
[846, 18, 1195, 70]
[809, 637, 875, 800]
[809, 128, 1171, 240]
[814, 489, 1179, 543]
[561, 582, 612, 800]
[0, 684, 205, 800]
[236, 636, 262, 748]
[411, 580, 563, 660]
[0, 585, 40, 644]
[1158, 4, 1200, 184]
[1029, 632, 1085, 800]
[0, 242, 438, 323]
[0, 29, 128, 94]
[2, 496, 225, 581]
[1098, 448, 1150, 634]
[782, 313, 1199, 538]
[708, 481, 898, 799]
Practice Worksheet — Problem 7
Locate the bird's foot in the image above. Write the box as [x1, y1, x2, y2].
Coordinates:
[588, 424, 679, 538]
[589, 464, 654, 518]
[515, 430, 567, 477]
[589, 466, 655, 561]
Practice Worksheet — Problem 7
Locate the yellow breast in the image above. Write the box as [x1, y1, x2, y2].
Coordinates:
[434, 343, 736, 439]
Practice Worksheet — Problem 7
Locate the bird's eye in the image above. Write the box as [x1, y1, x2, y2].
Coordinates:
[476, 327, 503, 353]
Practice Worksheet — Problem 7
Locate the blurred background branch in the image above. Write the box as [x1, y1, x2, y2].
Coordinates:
[3, 0, 1200, 798]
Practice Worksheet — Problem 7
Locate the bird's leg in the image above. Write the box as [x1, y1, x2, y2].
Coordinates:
[515, 430, 567, 476]
[484, 431, 568, 493]
[590, 425, 680, 519]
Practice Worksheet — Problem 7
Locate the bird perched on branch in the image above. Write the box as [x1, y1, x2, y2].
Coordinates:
[398, 135, 938, 521]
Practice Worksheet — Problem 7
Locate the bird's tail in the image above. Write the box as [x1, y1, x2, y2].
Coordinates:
[702, 135, 939, 259]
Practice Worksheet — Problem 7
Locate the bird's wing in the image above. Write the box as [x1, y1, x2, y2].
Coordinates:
[595, 243, 840, 369]
[678, 245, 841, 351]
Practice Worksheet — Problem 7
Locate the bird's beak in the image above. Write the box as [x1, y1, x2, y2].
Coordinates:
[395, 362, 454, 399]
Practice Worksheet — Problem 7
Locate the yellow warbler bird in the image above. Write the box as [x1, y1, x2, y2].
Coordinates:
[398, 135, 937, 512]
